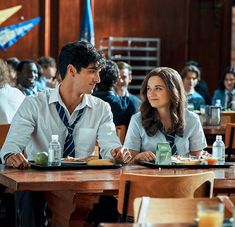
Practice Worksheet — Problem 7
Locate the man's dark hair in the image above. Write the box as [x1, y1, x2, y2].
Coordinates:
[185, 60, 202, 72]
[37, 56, 56, 68]
[58, 41, 104, 79]
[180, 65, 201, 80]
[17, 60, 35, 72]
[96, 60, 119, 91]
[218, 66, 235, 90]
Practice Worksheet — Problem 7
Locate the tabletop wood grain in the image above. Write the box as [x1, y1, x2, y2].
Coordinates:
[0, 164, 235, 226]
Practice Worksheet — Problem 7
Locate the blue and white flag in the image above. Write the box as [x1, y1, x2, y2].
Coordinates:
[79, 0, 94, 45]
[0, 17, 41, 50]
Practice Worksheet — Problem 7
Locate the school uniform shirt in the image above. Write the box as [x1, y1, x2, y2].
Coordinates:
[212, 89, 235, 110]
[212, 89, 226, 108]
[224, 89, 235, 110]
[0, 84, 25, 124]
[93, 90, 137, 126]
[187, 90, 205, 110]
[17, 84, 39, 96]
[1, 86, 121, 163]
[35, 77, 49, 91]
[125, 90, 141, 112]
[124, 109, 207, 156]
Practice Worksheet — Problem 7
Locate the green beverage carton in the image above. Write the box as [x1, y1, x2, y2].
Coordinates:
[155, 142, 172, 165]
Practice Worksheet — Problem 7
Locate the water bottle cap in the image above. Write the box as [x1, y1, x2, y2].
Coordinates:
[216, 135, 222, 140]
[51, 135, 58, 140]
[216, 99, 221, 104]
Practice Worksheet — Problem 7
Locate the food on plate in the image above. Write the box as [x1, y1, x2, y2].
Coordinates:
[63, 155, 99, 163]
[87, 159, 114, 166]
[171, 156, 202, 165]
[205, 157, 217, 165]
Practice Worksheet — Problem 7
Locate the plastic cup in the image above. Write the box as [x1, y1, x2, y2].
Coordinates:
[197, 201, 224, 227]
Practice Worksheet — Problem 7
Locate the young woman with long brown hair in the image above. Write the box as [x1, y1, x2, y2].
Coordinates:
[124, 67, 207, 163]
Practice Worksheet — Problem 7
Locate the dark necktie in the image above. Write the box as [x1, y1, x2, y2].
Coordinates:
[227, 92, 233, 110]
[164, 133, 177, 155]
[55, 102, 85, 157]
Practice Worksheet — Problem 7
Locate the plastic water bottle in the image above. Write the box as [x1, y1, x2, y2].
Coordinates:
[48, 135, 61, 166]
[212, 135, 225, 165]
[215, 99, 222, 108]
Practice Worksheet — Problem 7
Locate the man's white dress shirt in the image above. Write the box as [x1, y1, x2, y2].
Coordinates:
[1, 86, 121, 162]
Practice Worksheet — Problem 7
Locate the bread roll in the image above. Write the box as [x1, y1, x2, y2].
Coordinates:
[87, 159, 114, 166]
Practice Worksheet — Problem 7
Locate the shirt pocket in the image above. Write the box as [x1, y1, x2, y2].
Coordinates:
[74, 128, 97, 157]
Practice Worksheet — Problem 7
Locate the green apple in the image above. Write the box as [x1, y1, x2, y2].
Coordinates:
[35, 152, 48, 166]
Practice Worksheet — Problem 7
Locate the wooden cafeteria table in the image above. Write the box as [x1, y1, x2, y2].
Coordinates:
[203, 125, 226, 136]
[0, 164, 235, 227]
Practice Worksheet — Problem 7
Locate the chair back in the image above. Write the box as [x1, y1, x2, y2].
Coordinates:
[116, 125, 127, 144]
[134, 196, 234, 224]
[0, 124, 10, 149]
[225, 123, 235, 161]
[118, 172, 214, 221]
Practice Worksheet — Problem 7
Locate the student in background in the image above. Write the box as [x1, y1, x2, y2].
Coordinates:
[16, 60, 39, 96]
[0, 59, 25, 124]
[36, 56, 58, 90]
[6, 57, 20, 86]
[124, 67, 206, 163]
[212, 66, 235, 110]
[181, 65, 205, 110]
[185, 60, 211, 105]
[115, 61, 141, 112]
[93, 59, 137, 126]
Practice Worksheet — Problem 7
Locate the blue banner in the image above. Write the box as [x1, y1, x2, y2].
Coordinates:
[0, 17, 41, 50]
[79, 0, 94, 45]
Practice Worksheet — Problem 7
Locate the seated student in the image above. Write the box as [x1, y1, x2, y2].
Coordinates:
[115, 61, 141, 111]
[124, 67, 207, 163]
[6, 57, 20, 86]
[0, 59, 25, 124]
[212, 66, 235, 110]
[181, 65, 205, 110]
[1, 41, 131, 227]
[185, 60, 211, 105]
[16, 60, 39, 95]
[1, 41, 130, 166]
[93, 59, 137, 126]
[36, 56, 58, 90]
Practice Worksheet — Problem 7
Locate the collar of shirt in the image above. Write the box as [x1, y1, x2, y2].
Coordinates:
[49, 85, 93, 112]
[125, 90, 130, 97]
[225, 89, 235, 95]
[186, 90, 194, 96]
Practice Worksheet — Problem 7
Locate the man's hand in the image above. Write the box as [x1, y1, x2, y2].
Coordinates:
[133, 151, 156, 163]
[6, 153, 30, 169]
[111, 147, 132, 164]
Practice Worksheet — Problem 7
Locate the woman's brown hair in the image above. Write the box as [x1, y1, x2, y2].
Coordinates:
[140, 67, 186, 137]
[0, 59, 10, 87]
